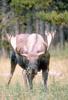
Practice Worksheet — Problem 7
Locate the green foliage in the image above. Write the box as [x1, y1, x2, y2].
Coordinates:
[63, 11, 68, 24]
[50, 43, 68, 58]
[0, 0, 68, 35]
[49, 0, 68, 11]
[10, 0, 68, 25]
[36, 11, 68, 25]
[34, 0, 52, 10]
[11, 0, 52, 15]
[11, 0, 36, 15]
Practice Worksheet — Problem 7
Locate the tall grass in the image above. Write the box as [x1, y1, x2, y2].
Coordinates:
[0, 81, 68, 100]
[50, 46, 68, 58]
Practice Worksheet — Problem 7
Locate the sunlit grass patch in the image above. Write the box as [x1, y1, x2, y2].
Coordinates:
[50, 44, 68, 58]
[0, 81, 68, 100]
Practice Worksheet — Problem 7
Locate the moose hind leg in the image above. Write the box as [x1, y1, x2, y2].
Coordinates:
[28, 77, 33, 90]
[8, 53, 17, 85]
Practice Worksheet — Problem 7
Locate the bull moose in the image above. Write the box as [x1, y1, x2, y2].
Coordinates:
[5, 32, 55, 89]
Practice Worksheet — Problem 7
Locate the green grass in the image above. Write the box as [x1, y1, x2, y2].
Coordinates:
[50, 45, 68, 58]
[0, 81, 68, 100]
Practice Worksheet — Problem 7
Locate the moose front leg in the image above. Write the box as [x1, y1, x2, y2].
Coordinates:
[8, 59, 17, 85]
[27, 73, 33, 90]
[42, 69, 49, 89]
[8, 52, 17, 85]
[22, 70, 28, 88]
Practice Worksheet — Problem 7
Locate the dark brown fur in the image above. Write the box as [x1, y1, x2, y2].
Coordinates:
[8, 51, 50, 90]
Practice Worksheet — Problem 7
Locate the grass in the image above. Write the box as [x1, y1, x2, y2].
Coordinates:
[0, 82, 68, 100]
[50, 45, 68, 58]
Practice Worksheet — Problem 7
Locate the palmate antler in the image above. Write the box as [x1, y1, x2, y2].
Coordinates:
[45, 30, 56, 50]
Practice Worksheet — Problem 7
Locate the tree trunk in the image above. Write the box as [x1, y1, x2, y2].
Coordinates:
[1, 0, 8, 57]
[45, 22, 50, 32]
[26, 16, 33, 34]
[36, 18, 40, 34]
[59, 25, 65, 49]
[40, 20, 45, 40]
